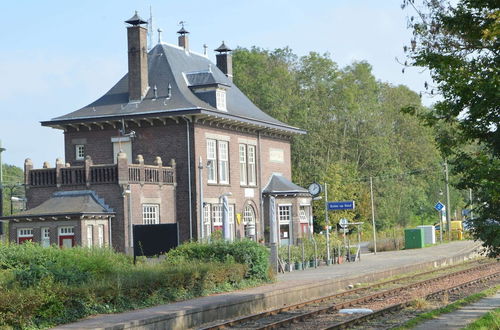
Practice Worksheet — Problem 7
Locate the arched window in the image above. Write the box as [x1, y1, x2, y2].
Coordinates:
[243, 205, 256, 239]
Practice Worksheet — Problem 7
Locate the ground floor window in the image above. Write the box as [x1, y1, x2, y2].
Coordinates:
[243, 205, 256, 239]
[98, 225, 104, 247]
[87, 225, 93, 247]
[207, 203, 235, 240]
[41, 227, 50, 247]
[18, 228, 33, 244]
[278, 205, 291, 245]
[58, 226, 75, 248]
[143, 204, 159, 224]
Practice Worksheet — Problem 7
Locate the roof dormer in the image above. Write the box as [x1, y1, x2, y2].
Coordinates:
[185, 69, 230, 111]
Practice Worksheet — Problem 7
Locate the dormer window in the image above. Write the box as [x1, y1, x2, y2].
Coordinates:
[216, 89, 227, 111]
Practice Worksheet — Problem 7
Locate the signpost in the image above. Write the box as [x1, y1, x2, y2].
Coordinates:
[327, 201, 355, 211]
[339, 218, 349, 228]
[434, 201, 444, 243]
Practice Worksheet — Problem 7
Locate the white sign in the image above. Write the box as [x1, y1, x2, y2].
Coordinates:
[339, 218, 349, 228]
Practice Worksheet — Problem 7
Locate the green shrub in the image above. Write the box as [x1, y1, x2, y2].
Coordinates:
[165, 240, 270, 281]
[0, 242, 257, 329]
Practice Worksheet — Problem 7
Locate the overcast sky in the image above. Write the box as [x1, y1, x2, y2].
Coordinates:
[0, 0, 434, 174]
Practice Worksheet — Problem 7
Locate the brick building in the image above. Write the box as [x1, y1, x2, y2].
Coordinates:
[2, 12, 312, 253]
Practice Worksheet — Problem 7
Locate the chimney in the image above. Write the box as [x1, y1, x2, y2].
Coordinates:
[125, 11, 149, 101]
[177, 25, 189, 50]
[215, 41, 233, 81]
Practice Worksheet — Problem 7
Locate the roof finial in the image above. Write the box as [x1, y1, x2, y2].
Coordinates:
[203, 44, 208, 56]
[177, 21, 189, 35]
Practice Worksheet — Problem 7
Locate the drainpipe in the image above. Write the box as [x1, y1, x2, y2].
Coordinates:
[258, 131, 264, 241]
[183, 117, 193, 240]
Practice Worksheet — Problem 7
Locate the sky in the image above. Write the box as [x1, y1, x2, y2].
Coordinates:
[0, 0, 435, 174]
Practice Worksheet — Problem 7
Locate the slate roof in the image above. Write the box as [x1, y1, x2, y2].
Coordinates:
[42, 43, 305, 135]
[1, 190, 114, 220]
[262, 174, 310, 196]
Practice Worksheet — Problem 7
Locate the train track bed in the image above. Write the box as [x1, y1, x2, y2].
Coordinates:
[196, 260, 498, 329]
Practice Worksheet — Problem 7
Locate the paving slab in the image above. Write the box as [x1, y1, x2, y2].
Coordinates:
[53, 240, 482, 330]
[413, 291, 500, 330]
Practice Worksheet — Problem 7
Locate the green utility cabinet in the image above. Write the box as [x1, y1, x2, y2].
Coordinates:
[404, 228, 425, 249]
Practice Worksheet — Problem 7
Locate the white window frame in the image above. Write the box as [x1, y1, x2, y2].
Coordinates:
[216, 89, 227, 111]
[18, 228, 33, 243]
[218, 141, 229, 184]
[41, 227, 50, 247]
[203, 204, 212, 237]
[98, 225, 104, 247]
[243, 205, 256, 225]
[75, 144, 85, 161]
[142, 204, 159, 225]
[87, 225, 93, 247]
[247, 145, 256, 186]
[207, 139, 217, 183]
[278, 205, 292, 224]
[239, 144, 247, 185]
[58, 226, 75, 235]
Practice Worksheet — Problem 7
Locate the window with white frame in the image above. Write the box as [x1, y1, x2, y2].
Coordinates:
[211, 204, 222, 230]
[98, 225, 104, 247]
[216, 89, 227, 111]
[239, 145, 247, 185]
[75, 144, 85, 161]
[203, 204, 211, 237]
[243, 205, 256, 224]
[218, 141, 229, 184]
[142, 204, 159, 224]
[18, 228, 33, 244]
[207, 139, 217, 183]
[238, 144, 256, 186]
[87, 225, 93, 247]
[299, 206, 309, 223]
[41, 227, 50, 247]
[247, 145, 256, 185]
[59, 226, 74, 235]
[207, 139, 230, 184]
[278, 205, 291, 244]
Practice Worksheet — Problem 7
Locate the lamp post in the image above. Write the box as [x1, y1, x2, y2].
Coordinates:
[444, 161, 452, 241]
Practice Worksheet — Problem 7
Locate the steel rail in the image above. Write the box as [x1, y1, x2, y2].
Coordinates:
[323, 271, 500, 329]
[252, 263, 499, 329]
[199, 261, 493, 330]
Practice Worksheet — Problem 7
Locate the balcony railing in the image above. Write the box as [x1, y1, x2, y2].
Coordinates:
[25, 155, 175, 188]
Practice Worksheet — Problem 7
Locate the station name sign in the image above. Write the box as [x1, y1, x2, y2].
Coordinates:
[327, 201, 355, 211]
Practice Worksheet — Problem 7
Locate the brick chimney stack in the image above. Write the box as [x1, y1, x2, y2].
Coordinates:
[177, 24, 189, 50]
[125, 11, 149, 101]
[215, 41, 233, 81]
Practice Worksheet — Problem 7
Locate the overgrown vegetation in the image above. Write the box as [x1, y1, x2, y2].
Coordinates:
[0, 240, 270, 328]
[464, 307, 500, 330]
[233, 48, 467, 235]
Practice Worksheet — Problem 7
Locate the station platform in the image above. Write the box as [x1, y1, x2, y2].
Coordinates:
[55, 240, 482, 330]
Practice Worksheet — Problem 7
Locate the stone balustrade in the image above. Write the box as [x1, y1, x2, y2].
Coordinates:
[24, 154, 176, 188]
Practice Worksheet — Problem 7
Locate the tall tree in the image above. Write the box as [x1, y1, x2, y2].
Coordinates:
[403, 0, 499, 256]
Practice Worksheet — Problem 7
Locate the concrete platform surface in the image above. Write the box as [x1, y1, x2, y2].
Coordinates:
[53, 240, 482, 330]
[413, 291, 499, 330]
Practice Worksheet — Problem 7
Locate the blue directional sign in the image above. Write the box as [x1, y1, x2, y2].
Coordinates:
[327, 201, 355, 211]
[434, 202, 445, 212]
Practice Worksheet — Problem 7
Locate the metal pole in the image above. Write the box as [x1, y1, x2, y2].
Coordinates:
[438, 211, 443, 243]
[324, 182, 330, 263]
[444, 161, 451, 241]
[198, 157, 204, 241]
[469, 188, 473, 220]
[0, 140, 5, 218]
[370, 177, 377, 254]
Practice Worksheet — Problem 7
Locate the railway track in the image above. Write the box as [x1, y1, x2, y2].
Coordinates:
[197, 260, 499, 330]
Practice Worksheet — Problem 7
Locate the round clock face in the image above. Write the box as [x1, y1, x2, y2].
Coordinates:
[308, 182, 322, 196]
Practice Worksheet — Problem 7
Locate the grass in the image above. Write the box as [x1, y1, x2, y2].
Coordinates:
[463, 307, 500, 330]
[394, 285, 500, 329]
